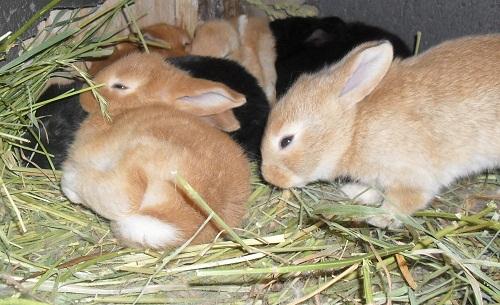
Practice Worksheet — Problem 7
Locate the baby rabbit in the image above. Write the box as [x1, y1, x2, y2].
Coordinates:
[85, 53, 268, 160]
[191, 16, 277, 104]
[167, 55, 270, 160]
[269, 16, 412, 98]
[22, 82, 88, 169]
[261, 35, 500, 228]
[62, 103, 251, 248]
[80, 52, 248, 129]
[87, 23, 191, 75]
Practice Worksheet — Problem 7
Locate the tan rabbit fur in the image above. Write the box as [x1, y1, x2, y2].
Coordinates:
[62, 104, 251, 249]
[82, 52, 245, 132]
[191, 16, 277, 104]
[87, 23, 191, 75]
[261, 35, 500, 228]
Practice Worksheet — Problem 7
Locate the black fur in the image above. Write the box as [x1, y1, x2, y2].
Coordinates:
[270, 16, 412, 97]
[23, 82, 88, 169]
[168, 56, 270, 160]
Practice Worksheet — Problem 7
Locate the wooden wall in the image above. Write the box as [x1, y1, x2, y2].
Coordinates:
[35, 0, 246, 40]
[33, 0, 315, 42]
[36, 0, 197, 37]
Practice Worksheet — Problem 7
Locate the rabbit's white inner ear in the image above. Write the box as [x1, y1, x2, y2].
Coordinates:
[175, 89, 246, 116]
[339, 41, 393, 105]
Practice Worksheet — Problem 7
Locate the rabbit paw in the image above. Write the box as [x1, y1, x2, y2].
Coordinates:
[62, 187, 83, 204]
[341, 183, 405, 229]
[341, 183, 383, 206]
[61, 166, 83, 204]
[366, 214, 402, 229]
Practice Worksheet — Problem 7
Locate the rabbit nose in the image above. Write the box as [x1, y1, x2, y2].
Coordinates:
[261, 163, 294, 189]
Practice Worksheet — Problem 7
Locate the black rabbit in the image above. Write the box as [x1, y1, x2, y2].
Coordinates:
[270, 16, 412, 97]
[23, 82, 88, 169]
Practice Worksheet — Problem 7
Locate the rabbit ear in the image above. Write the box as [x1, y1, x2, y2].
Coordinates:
[142, 32, 156, 41]
[174, 78, 246, 116]
[142, 31, 165, 44]
[201, 112, 241, 132]
[304, 29, 332, 46]
[337, 40, 393, 106]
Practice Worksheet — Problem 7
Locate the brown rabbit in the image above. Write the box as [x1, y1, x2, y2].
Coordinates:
[82, 52, 245, 132]
[87, 23, 192, 75]
[61, 103, 251, 248]
[261, 34, 500, 228]
[191, 15, 277, 105]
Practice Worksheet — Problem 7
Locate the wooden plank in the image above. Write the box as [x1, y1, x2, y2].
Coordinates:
[223, 0, 241, 18]
[175, 0, 199, 36]
[198, 0, 242, 21]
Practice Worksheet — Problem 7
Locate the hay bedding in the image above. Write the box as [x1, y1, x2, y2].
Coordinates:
[0, 1, 499, 304]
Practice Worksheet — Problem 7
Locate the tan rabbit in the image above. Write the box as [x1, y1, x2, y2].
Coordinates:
[82, 52, 245, 133]
[191, 15, 277, 105]
[61, 103, 251, 249]
[87, 23, 192, 75]
[261, 35, 500, 228]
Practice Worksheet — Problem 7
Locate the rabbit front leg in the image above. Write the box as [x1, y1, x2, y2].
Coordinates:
[60, 161, 84, 204]
[367, 185, 434, 229]
[340, 182, 383, 206]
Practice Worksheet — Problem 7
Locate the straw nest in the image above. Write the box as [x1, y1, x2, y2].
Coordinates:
[0, 1, 498, 304]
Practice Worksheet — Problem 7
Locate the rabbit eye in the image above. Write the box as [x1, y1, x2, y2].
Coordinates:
[280, 135, 294, 149]
[112, 83, 128, 90]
